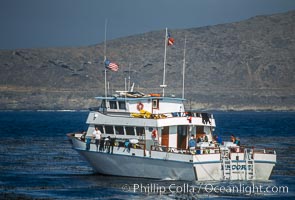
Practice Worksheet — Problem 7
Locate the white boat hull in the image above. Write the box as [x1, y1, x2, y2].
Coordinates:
[77, 149, 195, 180]
[69, 135, 276, 181]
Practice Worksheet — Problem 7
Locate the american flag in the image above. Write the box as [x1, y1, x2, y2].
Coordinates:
[105, 59, 119, 72]
[108, 62, 119, 71]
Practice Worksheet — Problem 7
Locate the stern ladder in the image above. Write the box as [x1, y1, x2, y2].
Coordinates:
[221, 149, 232, 180]
[245, 149, 255, 180]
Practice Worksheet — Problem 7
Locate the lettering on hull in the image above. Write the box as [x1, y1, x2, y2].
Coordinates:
[221, 165, 253, 171]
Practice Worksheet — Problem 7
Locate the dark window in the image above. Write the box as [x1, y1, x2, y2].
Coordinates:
[126, 126, 135, 135]
[196, 126, 204, 134]
[95, 125, 104, 133]
[115, 126, 124, 135]
[136, 127, 145, 136]
[118, 101, 126, 110]
[105, 125, 114, 134]
[152, 99, 159, 109]
[177, 125, 187, 136]
[109, 101, 117, 109]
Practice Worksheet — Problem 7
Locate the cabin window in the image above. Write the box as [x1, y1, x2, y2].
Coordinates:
[177, 125, 187, 149]
[115, 126, 124, 135]
[125, 126, 135, 135]
[196, 126, 204, 134]
[95, 125, 104, 134]
[177, 125, 187, 136]
[105, 125, 114, 134]
[152, 99, 159, 109]
[118, 101, 126, 110]
[196, 126, 205, 140]
[109, 101, 117, 109]
[136, 127, 145, 136]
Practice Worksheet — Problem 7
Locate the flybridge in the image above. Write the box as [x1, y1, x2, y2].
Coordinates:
[95, 91, 185, 101]
[94, 96, 185, 101]
[94, 91, 186, 115]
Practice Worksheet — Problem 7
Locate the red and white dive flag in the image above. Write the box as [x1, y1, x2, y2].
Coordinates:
[167, 33, 175, 46]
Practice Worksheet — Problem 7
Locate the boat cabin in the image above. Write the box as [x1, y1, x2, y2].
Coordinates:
[96, 95, 185, 115]
[87, 93, 215, 151]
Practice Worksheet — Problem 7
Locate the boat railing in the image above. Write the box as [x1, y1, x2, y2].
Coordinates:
[73, 133, 146, 149]
[228, 146, 245, 153]
[94, 109, 213, 122]
[150, 145, 220, 155]
[252, 148, 276, 155]
[265, 148, 276, 154]
[150, 145, 190, 154]
[229, 145, 276, 155]
[195, 146, 221, 155]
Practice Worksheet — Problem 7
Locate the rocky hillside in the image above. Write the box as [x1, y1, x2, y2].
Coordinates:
[0, 11, 294, 110]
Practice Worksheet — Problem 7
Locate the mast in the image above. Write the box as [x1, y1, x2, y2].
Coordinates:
[104, 19, 108, 99]
[182, 36, 187, 99]
[161, 28, 168, 97]
[128, 63, 131, 91]
[107, 81, 110, 96]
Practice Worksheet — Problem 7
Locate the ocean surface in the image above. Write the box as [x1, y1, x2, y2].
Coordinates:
[0, 111, 294, 199]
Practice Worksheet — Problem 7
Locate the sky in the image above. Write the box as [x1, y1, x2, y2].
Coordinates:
[0, 0, 295, 50]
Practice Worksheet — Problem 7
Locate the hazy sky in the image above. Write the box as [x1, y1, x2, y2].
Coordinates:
[0, 0, 294, 50]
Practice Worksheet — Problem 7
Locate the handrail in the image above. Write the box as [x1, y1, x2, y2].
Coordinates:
[150, 145, 190, 155]
[91, 110, 214, 121]
[229, 146, 276, 155]
[150, 145, 220, 155]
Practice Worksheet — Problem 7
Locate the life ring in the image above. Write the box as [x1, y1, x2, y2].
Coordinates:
[137, 102, 144, 111]
[152, 129, 157, 138]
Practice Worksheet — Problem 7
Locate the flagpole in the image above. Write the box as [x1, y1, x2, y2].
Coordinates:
[161, 27, 168, 97]
[104, 19, 108, 99]
[108, 81, 110, 95]
[182, 35, 187, 99]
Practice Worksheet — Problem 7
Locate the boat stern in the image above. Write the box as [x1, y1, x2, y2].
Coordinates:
[253, 149, 277, 180]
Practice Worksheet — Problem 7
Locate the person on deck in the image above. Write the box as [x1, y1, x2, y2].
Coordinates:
[203, 133, 208, 142]
[230, 135, 236, 143]
[123, 139, 131, 153]
[99, 137, 105, 152]
[105, 136, 110, 153]
[80, 131, 87, 142]
[109, 137, 115, 154]
[214, 135, 223, 145]
[235, 137, 240, 146]
[92, 127, 102, 151]
[188, 135, 196, 154]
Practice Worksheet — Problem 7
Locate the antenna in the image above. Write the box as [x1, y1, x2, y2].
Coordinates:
[182, 35, 187, 99]
[104, 19, 108, 99]
[128, 63, 131, 91]
[130, 83, 135, 92]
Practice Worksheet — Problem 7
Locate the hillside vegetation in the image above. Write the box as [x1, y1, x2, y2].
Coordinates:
[0, 11, 294, 110]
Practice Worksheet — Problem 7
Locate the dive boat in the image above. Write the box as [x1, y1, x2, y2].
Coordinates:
[67, 91, 276, 181]
[68, 27, 275, 180]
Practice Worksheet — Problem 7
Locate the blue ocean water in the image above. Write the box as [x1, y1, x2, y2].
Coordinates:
[0, 111, 294, 199]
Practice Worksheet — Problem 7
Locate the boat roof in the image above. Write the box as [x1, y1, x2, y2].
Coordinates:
[95, 96, 185, 102]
